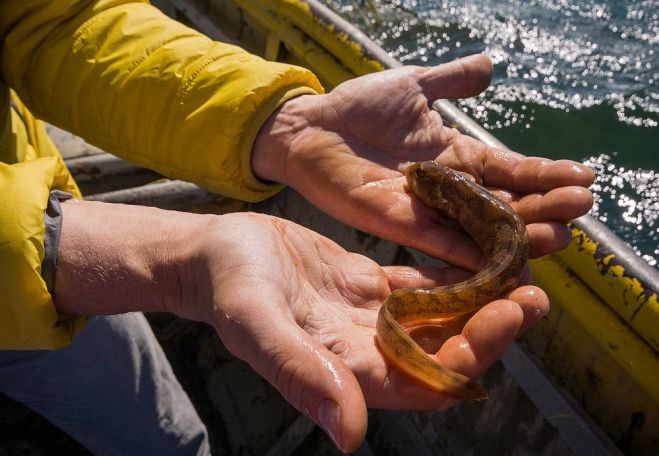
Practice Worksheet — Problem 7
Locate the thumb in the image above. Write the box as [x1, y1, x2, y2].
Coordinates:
[419, 53, 493, 100]
[223, 313, 367, 453]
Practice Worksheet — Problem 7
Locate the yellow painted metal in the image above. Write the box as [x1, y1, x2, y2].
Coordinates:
[524, 260, 659, 454]
[529, 253, 659, 407]
[557, 227, 659, 352]
[264, 32, 282, 61]
[221, 0, 355, 88]
[230, 0, 384, 80]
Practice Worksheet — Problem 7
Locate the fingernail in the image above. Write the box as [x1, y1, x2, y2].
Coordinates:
[317, 398, 343, 451]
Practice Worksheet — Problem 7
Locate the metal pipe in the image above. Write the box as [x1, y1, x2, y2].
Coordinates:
[65, 153, 162, 195]
[572, 215, 659, 293]
[85, 180, 223, 209]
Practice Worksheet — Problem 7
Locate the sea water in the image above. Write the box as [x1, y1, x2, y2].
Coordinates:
[327, 0, 659, 268]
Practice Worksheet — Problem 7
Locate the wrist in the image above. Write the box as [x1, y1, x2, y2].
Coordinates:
[251, 94, 319, 185]
[54, 199, 215, 320]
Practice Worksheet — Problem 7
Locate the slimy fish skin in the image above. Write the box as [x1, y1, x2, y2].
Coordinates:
[376, 161, 529, 400]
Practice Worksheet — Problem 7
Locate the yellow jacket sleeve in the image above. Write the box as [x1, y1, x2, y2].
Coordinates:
[0, 0, 324, 201]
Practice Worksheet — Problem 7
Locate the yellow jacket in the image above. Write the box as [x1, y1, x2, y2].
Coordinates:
[0, 0, 323, 349]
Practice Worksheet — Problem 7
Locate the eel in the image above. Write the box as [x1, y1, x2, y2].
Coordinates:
[376, 161, 529, 400]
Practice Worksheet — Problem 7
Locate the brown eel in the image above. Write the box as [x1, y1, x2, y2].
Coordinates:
[376, 161, 529, 400]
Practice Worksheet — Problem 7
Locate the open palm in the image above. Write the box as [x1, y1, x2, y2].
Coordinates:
[207, 213, 548, 452]
[254, 54, 594, 270]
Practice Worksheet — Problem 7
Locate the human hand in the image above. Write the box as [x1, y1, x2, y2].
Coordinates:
[252, 54, 595, 271]
[193, 212, 549, 452]
[55, 201, 548, 452]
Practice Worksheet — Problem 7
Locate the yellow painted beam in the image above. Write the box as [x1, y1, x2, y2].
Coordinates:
[523, 282, 659, 455]
[529, 253, 659, 407]
[264, 32, 282, 61]
[232, 0, 384, 79]
[556, 227, 659, 352]
[227, 0, 355, 89]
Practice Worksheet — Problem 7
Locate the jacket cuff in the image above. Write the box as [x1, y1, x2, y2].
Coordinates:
[238, 85, 320, 199]
[42, 190, 73, 296]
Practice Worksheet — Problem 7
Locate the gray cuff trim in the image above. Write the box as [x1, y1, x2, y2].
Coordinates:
[42, 190, 73, 295]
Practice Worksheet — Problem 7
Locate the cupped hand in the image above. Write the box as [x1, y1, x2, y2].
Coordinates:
[253, 54, 595, 270]
[198, 213, 549, 452]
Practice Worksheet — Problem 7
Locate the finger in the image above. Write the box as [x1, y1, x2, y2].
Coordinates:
[430, 286, 548, 406]
[526, 221, 573, 258]
[504, 285, 550, 336]
[434, 298, 524, 408]
[418, 54, 493, 100]
[491, 186, 593, 224]
[402, 219, 573, 264]
[481, 146, 595, 193]
[383, 265, 473, 290]
[411, 224, 484, 271]
[512, 186, 593, 223]
[362, 298, 525, 411]
[412, 219, 573, 269]
[219, 307, 367, 453]
[459, 184, 577, 258]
